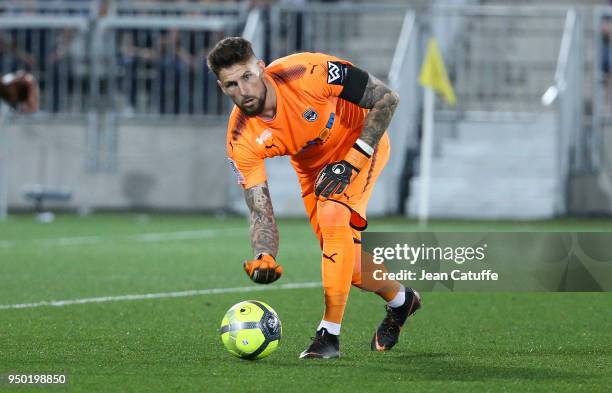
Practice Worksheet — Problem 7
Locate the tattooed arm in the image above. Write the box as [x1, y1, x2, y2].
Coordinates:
[244, 182, 279, 258]
[356, 73, 400, 148]
[313, 72, 399, 197]
[242, 182, 282, 284]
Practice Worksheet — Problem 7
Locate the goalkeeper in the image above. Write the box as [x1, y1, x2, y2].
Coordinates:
[207, 37, 421, 359]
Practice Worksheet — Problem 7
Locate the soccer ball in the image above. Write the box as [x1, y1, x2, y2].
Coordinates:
[219, 300, 282, 360]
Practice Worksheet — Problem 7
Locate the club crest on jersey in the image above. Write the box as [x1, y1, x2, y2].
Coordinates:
[296, 112, 336, 154]
[327, 61, 346, 85]
[303, 108, 318, 122]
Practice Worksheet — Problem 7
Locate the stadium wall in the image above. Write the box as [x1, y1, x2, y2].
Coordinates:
[2, 120, 231, 212]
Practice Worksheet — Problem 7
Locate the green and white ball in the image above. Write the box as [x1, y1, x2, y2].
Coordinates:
[219, 300, 281, 360]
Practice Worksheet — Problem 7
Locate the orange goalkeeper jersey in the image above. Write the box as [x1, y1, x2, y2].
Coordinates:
[226, 52, 368, 190]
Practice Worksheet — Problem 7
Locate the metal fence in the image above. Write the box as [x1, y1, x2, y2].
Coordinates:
[107, 1, 247, 118]
[114, 1, 249, 19]
[431, 5, 568, 115]
[270, 3, 410, 81]
[0, 0, 95, 16]
[0, 4, 245, 118]
[594, 7, 612, 173]
[0, 16, 90, 116]
[0, 3, 582, 120]
[98, 16, 241, 118]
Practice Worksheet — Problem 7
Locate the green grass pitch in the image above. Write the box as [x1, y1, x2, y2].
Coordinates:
[0, 214, 610, 392]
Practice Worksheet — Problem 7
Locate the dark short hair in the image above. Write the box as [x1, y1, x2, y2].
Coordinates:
[206, 37, 256, 76]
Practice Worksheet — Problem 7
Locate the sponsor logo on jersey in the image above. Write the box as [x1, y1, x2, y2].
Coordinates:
[303, 108, 318, 122]
[296, 113, 336, 154]
[255, 129, 277, 150]
[315, 112, 335, 143]
[327, 61, 347, 85]
[318, 127, 331, 143]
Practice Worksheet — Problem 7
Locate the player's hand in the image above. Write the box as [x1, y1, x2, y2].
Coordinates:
[244, 254, 283, 284]
[314, 160, 355, 198]
[1, 71, 39, 113]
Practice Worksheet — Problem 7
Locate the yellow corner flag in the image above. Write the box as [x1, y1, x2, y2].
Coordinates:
[419, 38, 457, 106]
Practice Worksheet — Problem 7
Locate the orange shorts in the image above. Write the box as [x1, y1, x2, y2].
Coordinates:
[298, 133, 391, 246]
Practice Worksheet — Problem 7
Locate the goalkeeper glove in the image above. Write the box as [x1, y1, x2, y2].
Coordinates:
[244, 254, 283, 284]
[314, 139, 374, 198]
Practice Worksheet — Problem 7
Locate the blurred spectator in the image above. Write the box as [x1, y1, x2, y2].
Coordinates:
[0, 70, 39, 113]
[1, 0, 253, 116]
[47, 28, 87, 112]
[157, 29, 195, 114]
[117, 29, 196, 114]
[0, 32, 35, 72]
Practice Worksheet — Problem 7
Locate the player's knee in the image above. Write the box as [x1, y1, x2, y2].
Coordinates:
[317, 200, 350, 227]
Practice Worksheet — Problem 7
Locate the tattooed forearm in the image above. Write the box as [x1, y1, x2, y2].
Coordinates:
[244, 183, 279, 258]
[357, 74, 400, 147]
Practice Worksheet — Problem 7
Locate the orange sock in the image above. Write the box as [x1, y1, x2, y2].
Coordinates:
[318, 201, 354, 324]
[352, 243, 400, 302]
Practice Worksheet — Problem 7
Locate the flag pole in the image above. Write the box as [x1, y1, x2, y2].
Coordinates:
[418, 88, 435, 227]
[417, 38, 456, 227]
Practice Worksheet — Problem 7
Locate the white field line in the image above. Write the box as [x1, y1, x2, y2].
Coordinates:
[0, 228, 245, 248]
[0, 281, 322, 310]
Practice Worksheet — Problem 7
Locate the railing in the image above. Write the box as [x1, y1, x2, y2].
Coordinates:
[431, 5, 568, 117]
[0, 5, 246, 119]
[593, 7, 612, 173]
[270, 3, 410, 80]
[0, 16, 90, 117]
[113, 1, 249, 19]
[0, 0, 95, 16]
[542, 9, 583, 215]
[98, 16, 242, 119]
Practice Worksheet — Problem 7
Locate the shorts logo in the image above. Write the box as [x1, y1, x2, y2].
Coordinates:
[303, 108, 318, 122]
[327, 61, 346, 85]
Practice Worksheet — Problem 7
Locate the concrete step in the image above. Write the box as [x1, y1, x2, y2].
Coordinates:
[406, 115, 559, 219]
[408, 177, 559, 219]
